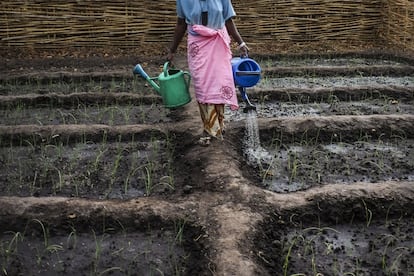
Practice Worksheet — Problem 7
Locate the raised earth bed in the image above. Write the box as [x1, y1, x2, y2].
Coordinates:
[0, 52, 413, 275]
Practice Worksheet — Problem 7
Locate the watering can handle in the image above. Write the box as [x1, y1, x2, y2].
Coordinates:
[163, 61, 171, 77]
[236, 71, 261, 76]
[183, 71, 191, 87]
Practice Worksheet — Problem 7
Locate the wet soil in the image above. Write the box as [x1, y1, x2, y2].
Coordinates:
[254, 193, 414, 275]
[259, 137, 413, 193]
[1, 219, 200, 276]
[0, 51, 413, 275]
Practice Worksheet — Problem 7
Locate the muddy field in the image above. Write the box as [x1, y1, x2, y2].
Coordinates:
[0, 51, 413, 275]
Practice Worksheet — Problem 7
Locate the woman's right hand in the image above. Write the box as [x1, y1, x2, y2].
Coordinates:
[167, 50, 174, 63]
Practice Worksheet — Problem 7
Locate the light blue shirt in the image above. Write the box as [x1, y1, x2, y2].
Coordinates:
[176, 0, 236, 30]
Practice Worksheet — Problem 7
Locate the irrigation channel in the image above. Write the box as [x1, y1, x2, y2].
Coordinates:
[0, 52, 413, 275]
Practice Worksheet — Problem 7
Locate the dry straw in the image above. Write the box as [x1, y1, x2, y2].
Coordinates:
[0, 0, 413, 53]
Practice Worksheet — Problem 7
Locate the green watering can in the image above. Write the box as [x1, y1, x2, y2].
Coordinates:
[133, 62, 192, 108]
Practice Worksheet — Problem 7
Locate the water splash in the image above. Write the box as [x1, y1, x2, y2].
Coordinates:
[243, 110, 307, 193]
[245, 110, 260, 149]
[243, 110, 272, 166]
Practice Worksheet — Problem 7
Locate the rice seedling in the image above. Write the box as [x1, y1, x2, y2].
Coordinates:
[283, 235, 305, 276]
[174, 219, 186, 245]
[388, 246, 410, 275]
[0, 231, 23, 274]
[287, 151, 299, 184]
[52, 166, 64, 194]
[327, 91, 341, 104]
[92, 230, 103, 274]
[30, 171, 39, 196]
[99, 267, 124, 275]
[66, 226, 77, 250]
[76, 102, 90, 122]
[30, 219, 63, 268]
[381, 234, 398, 271]
[124, 165, 141, 195]
[109, 78, 118, 92]
[361, 199, 373, 228]
[121, 104, 133, 124]
[94, 148, 107, 172]
[107, 141, 124, 196]
[32, 219, 49, 248]
[144, 164, 154, 196]
[68, 145, 82, 196]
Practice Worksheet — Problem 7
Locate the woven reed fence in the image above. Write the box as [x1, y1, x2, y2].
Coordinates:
[0, 0, 413, 53]
[381, 0, 414, 51]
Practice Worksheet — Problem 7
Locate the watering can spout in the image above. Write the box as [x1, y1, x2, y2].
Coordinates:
[133, 64, 161, 93]
[238, 87, 257, 113]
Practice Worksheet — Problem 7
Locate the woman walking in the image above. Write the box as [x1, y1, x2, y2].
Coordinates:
[167, 0, 249, 139]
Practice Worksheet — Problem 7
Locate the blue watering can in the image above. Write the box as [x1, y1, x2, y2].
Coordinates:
[231, 56, 261, 112]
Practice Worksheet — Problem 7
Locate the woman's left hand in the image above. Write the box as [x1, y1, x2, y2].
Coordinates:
[238, 42, 249, 57]
[240, 45, 249, 57]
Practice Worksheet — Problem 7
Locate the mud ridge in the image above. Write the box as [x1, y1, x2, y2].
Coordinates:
[1, 114, 412, 146]
[251, 86, 414, 102]
[264, 64, 414, 78]
[0, 92, 162, 108]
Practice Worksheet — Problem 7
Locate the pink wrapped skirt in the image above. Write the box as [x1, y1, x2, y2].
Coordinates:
[187, 24, 239, 110]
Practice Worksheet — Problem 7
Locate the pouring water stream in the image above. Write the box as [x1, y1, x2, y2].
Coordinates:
[243, 109, 273, 166]
[231, 56, 271, 167]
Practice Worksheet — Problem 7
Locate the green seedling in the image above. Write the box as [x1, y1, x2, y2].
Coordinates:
[174, 219, 186, 245]
[92, 230, 110, 274]
[144, 166, 153, 196]
[94, 148, 108, 171]
[108, 147, 123, 195]
[260, 155, 276, 183]
[45, 143, 64, 161]
[107, 106, 117, 125]
[31, 219, 63, 268]
[66, 110, 78, 124]
[53, 166, 63, 194]
[109, 77, 118, 92]
[124, 166, 141, 194]
[388, 246, 410, 275]
[32, 219, 49, 248]
[361, 199, 373, 228]
[283, 235, 305, 276]
[46, 244, 63, 253]
[98, 267, 123, 275]
[66, 226, 77, 250]
[121, 104, 133, 124]
[30, 171, 39, 195]
[78, 102, 91, 123]
[287, 151, 299, 184]
[1, 231, 23, 274]
[385, 204, 395, 227]
[328, 93, 340, 106]
[56, 109, 67, 124]
[381, 234, 397, 272]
